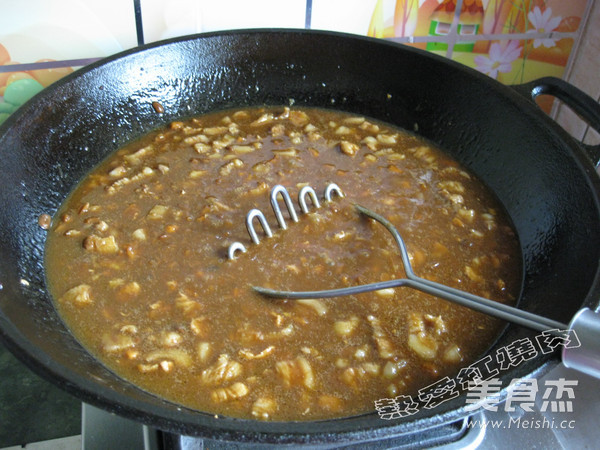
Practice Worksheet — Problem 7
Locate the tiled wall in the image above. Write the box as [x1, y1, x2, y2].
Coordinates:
[0, 0, 597, 144]
[553, 0, 600, 146]
[366, 0, 589, 83]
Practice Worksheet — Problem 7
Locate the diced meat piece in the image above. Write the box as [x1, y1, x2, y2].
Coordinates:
[251, 397, 277, 419]
[145, 349, 192, 367]
[289, 110, 309, 126]
[367, 315, 395, 359]
[124, 145, 153, 165]
[197, 342, 211, 362]
[83, 235, 119, 254]
[443, 344, 463, 363]
[211, 382, 248, 403]
[201, 354, 243, 385]
[101, 333, 135, 353]
[276, 356, 315, 390]
[339, 141, 359, 156]
[334, 317, 359, 337]
[147, 205, 169, 220]
[318, 395, 343, 413]
[340, 363, 380, 389]
[60, 284, 92, 305]
[408, 333, 438, 360]
[239, 346, 275, 360]
[296, 299, 327, 316]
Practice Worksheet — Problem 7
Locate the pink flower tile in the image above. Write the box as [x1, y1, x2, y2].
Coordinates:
[454, 37, 573, 85]
[480, 0, 587, 35]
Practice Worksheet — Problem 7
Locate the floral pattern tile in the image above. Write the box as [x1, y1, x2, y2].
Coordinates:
[0, 0, 593, 124]
[481, 0, 586, 35]
[453, 37, 574, 84]
[366, 0, 589, 84]
[366, 0, 587, 37]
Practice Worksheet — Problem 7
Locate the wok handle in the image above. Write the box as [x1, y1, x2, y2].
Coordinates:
[513, 77, 600, 168]
[562, 308, 600, 379]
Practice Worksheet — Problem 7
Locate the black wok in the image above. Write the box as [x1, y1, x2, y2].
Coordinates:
[0, 30, 599, 445]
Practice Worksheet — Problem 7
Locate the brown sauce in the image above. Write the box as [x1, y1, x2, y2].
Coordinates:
[45, 106, 521, 421]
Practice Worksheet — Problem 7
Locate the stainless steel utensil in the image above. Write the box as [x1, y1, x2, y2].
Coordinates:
[254, 204, 600, 379]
